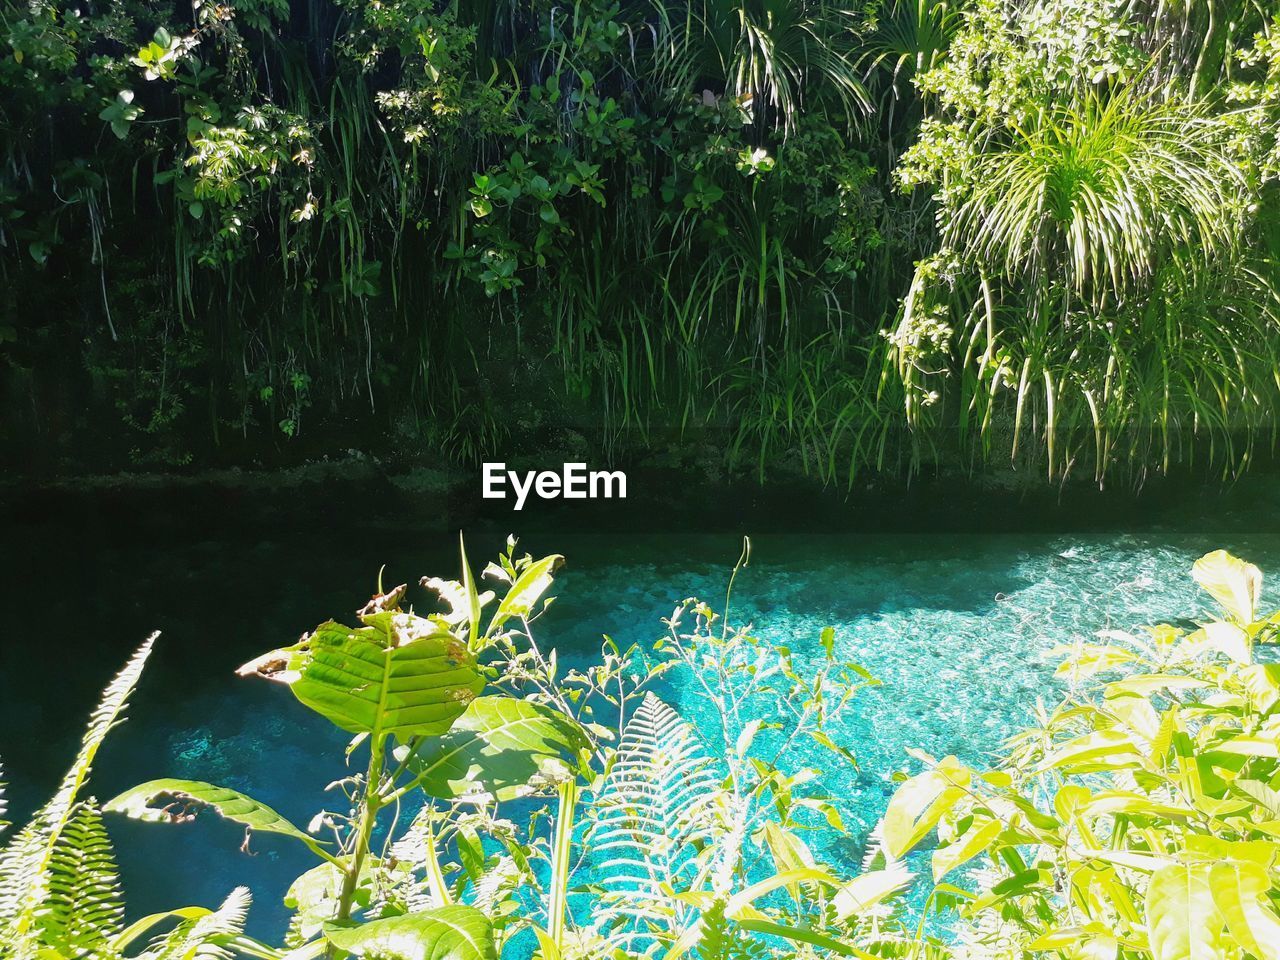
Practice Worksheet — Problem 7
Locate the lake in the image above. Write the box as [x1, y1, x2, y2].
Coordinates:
[4, 468, 1279, 939]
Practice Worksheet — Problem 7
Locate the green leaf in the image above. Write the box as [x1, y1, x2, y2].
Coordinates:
[809, 730, 858, 767]
[459, 535, 483, 645]
[1029, 925, 1119, 960]
[488, 554, 562, 634]
[932, 816, 1000, 881]
[881, 756, 969, 859]
[323, 906, 496, 960]
[104, 779, 330, 859]
[972, 868, 1053, 909]
[1215, 735, 1280, 758]
[112, 906, 211, 953]
[1078, 791, 1197, 821]
[1237, 664, 1280, 712]
[1037, 728, 1143, 773]
[406, 696, 588, 801]
[1192, 550, 1261, 624]
[1104, 674, 1207, 698]
[1055, 644, 1138, 679]
[1232, 778, 1280, 818]
[1177, 622, 1250, 663]
[1146, 862, 1227, 960]
[832, 864, 912, 919]
[238, 616, 483, 740]
[286, 858, 379, 942]
[98, 90, 140, 140]
[760, 823, 818, 906]
[1210, 859, 1280, 960]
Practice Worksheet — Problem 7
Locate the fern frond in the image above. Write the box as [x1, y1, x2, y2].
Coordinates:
[586, 693, 721, 949]
[0, 634, 157, 952]
[139, 886, 252, 960]
[468, 856, 521, 918]
[695, 898, 731, 960]
[864, 935, 953, 960]
[40, 801, 125, 957]
[0, 819, 49, 942]
[1, 761, 9, 833]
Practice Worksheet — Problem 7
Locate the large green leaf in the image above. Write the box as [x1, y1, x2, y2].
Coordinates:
[1146, 862, 1227, 960]
[1037, 728, 1143, 773]
[832, 864, 912, 919]
[881, 756, 969, 859]
[323, 906, 496, 960]
[1211, 859, 1280, 960]
[405, 696, 588, 802]
[104, 779, 331, 860]
[1192, 550, 1261, 624]
[286, 857, 382, 943]
[487, 554, 562, 634]
[238, 616, 483, 739]
[931, 816, 1000, 881]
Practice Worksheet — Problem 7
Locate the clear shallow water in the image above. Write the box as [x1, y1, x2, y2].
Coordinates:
[560, 535, 1280, 879]
[4, 481, 1280, 941]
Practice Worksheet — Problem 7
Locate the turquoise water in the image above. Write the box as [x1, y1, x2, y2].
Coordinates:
[4, 482, 1280, 941]
[559, 534, 1280, 875]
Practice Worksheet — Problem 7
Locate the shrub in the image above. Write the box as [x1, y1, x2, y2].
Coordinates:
[886, 549, 1280, 959]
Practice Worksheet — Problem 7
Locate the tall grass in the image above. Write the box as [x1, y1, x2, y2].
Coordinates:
[2, 0, 1277, 485]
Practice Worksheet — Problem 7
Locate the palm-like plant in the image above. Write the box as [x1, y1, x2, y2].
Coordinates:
[858, 0, 961, 127]
[652, 0, 872, 131]
[881, 0, 1280, 482]
[943, 87, 1252, 303]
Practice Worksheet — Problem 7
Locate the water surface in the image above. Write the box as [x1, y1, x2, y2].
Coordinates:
[3, 473, 1278, 938]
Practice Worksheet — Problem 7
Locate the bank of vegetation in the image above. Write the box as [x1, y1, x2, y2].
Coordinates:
[3, 0, 1279, 483]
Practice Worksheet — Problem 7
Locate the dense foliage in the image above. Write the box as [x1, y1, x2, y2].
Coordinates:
[887, 549, 1280, 958]
[3, 0, 1278, 480]
[0, 538, 913, 959]
[4, 541, 1280, 958]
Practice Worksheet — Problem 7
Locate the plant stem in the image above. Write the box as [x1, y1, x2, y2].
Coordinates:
[421, 807, 453, 906]
[547, 778, 578, 949]
[333, 735, 386, 931]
